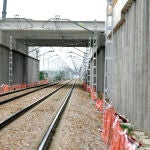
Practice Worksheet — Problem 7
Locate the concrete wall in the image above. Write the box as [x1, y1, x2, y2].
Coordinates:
[112, 0, 150, 136]
[13, 51, 27, 84]
[0, 31, 28, 55]
[27, 57, 39, 83]
[0, 45, 9, 84]
[0, 45, 39, 85]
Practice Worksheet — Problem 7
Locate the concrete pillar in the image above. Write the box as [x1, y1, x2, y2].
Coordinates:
[129, 1, 136, 125]
[141, 0, 149, 131]
[146, 0, 150, 136]
[97, 47, 105, 93]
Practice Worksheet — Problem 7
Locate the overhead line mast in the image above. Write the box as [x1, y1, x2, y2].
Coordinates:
[104, 0, 114, 104]
[2, 0, 7, 19]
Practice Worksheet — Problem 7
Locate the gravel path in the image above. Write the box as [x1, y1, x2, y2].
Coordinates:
[49, 81, 105, 150]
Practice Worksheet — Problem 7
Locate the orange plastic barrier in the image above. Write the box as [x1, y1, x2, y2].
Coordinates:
[101, 105, 116, 144]
[21, 84, 26, 89]
[91, 92, 97, 101]
[95, 99, 103, 111]
[86, 85, 97, 100]
[3, 84, 9, 93]
[124, 135, 142, 150]
[86, 86, 92, 93]
[100, 103, 142, 150]
[82, 82, 87, 90]
[0, 80, 48, 94]
[92, 87, 96, 92]
[109, 116, 122, 150]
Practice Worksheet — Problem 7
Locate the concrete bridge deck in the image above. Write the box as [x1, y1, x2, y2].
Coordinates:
[0, 18, 105, 47]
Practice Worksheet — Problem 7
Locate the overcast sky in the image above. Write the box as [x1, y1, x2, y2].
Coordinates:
[0, 0, 106, 21]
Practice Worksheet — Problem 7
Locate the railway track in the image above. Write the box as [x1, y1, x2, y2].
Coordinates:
[38, 81, 75, 150]
[0, 80, 70, 126]
[0, 80, 75, 149]
[0, 82, 58, 105]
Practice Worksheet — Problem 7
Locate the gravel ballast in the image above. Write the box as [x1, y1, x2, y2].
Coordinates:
[49, 82, 105, 150]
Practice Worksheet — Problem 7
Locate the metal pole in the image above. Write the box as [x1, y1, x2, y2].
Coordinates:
[9, 36, 13, 85]
[104, 0, 113, 105]
[36, 49, 39, 82]
[2, 0, 7, 19]
[43, 54, 45, 78]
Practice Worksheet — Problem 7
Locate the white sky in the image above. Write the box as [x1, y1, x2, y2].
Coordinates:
[37, 47, 86, 71]
[0, 0, 106, 21]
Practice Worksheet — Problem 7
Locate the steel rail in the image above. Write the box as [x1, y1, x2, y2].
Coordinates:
[0, 82, 59, 105]
[0, 80, 72, 129]
[38, 80, 76, 150]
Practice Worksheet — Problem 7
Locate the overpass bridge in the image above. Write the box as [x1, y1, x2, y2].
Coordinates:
[0, 18, 105, 47]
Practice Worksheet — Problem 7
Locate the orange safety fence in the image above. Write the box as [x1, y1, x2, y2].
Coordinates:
[0, 79, 48, 94]
[82, 82, 87, 90]
[91, 91, 97, 101]
[87, 86, 92, 93]
[82, 83, 97, 100]
[101, 103, 142, 150]
[101, 105, 116, 144]
[109, 116, 142, 150]
[82, 82, 93, 94]
[109, 116, 122, 150]
[95, 99, 103, 111]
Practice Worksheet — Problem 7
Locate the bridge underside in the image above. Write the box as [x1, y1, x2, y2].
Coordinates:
[25, 39, 88, 47]
[3, 30, 93, 47]
[23, 39, 88, 47]
[0, 18, 105, 47]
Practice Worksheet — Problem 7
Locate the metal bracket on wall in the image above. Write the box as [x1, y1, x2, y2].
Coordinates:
[9, 36, 13, 85]
[36, 49, 39, 82]
[87, 37, 92, 87]
[83, 49, 88, 82]
[91, 33, 98, 94]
